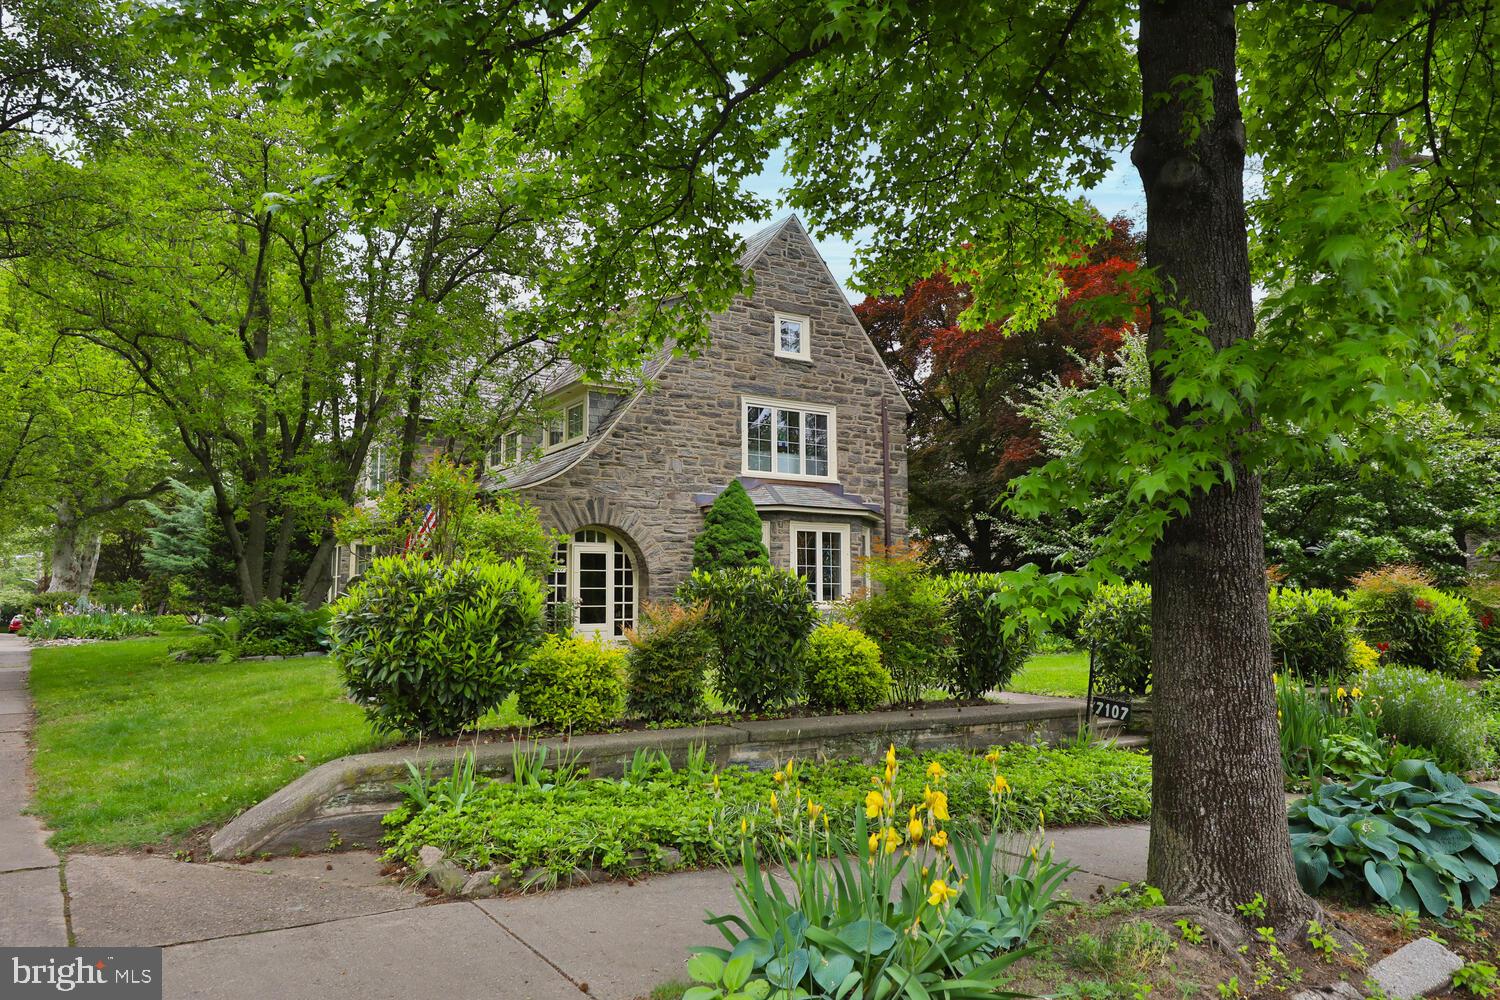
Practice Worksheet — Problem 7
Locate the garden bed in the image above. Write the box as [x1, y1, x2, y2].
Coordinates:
[209, 696, 1108, 859]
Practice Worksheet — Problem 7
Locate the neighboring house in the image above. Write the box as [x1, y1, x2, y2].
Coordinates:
[333, 216, 911, 638]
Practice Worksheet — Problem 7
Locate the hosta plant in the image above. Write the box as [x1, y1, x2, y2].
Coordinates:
[1289, 759, 1500, 918]
[693, 748, 1070, 999]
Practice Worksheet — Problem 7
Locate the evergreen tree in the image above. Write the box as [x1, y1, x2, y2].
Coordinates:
[140, 480, 211, 578]
[692, 481, 769, 573]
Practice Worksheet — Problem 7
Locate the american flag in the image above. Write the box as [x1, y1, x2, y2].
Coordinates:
[403, 505, 438, 553]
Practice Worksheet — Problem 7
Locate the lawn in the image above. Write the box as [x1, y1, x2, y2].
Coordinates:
[29, 637, 390, 850]
[1009, 650, 1089, 697]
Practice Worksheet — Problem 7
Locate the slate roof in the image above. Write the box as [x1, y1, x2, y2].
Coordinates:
[534, 216, 800, 399]
[483, 394, 635, 491]
[694, 480, 884, 520]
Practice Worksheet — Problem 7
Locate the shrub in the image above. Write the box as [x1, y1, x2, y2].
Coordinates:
[942, 573, 1035, 698]
[1349, 565, 1480, 677]
[332, 554, 544, 736]
[1469, 580, 1500, 675]
[518, 634, 627, 731]
[841, 543, 951, 703]
[692, 480, 770, 573]
[1350, 638, 1381, 674]
[679, 567, 817, 714]
[88, 581, 145, 609]
[1078, 582, 1152, 695]
[151, 614, 191, 633]
[625, 601, 715, 722]
[1268, 587, 1354, 678]
[803, 623, 890, 712]
[1291, 760, 1500, 917]
[233, 599, 329, 657]
[1357, 663, 1488, 771]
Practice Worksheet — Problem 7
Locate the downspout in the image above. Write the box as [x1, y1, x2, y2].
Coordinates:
[881, 403, 893, 548]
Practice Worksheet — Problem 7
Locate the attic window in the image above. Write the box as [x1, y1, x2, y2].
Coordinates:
[488, 431, 521, 469]
[774, 312, 811, 361]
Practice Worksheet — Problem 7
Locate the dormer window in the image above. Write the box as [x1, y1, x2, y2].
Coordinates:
[774, 312, 811, 361]
[545, 397, 588, 452]
[487, 431, 521, 469]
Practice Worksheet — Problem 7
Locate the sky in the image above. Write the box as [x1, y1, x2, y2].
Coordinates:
[732, 146, 1146, 302]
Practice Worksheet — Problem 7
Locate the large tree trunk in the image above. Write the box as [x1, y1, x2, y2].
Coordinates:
[1133, 0, 1317, 928]
[48, 499, 102, 598]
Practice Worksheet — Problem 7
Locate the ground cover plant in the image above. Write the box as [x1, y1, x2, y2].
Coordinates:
[29, 637, 388, 849]
[1289, 759, 1500, 917]
[382, 743, 1151, 885]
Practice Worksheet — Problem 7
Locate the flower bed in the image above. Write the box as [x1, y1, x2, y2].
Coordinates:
[382, 743, 1151, 888]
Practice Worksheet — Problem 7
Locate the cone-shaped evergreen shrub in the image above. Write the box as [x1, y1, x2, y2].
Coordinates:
[692, 480, 770, 573]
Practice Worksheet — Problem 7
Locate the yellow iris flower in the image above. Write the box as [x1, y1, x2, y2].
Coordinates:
[907, 807, 924, 843]
[931, 829, 948, 849]
[865, 790, 885, 818]
[882, 828, 902, 854]
[922, 786, 951, 821]
[984, 749, 1001, 766]
[769, 791, 779, 815]
[808, 801, 824, 821]
[1351, 687, 1363, 699]
[992, 774, 1011, 796]
[1337, 686, 1348, 699]
[927, 878, 959, 907]
[926, 760, 947, 782]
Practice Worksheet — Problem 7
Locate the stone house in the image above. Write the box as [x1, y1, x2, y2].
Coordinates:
[334, 216, 910, 638]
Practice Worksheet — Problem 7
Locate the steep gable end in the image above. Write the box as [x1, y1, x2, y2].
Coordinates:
[738, 216, 910, 410]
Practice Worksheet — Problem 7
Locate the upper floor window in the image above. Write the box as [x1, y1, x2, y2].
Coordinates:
[362, 447, 393, 493]
[743, 396, 835, 480]
[546, 397, 588, 452]
[774, 312, 811, 361]
[487, 431, 521, 470]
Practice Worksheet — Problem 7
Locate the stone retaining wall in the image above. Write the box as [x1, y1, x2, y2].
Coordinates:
[210, 698, 1098, 859]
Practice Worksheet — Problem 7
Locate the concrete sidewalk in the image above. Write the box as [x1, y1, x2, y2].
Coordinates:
[93, 823, 1147, 1000]
[0, 634, 68, 947]
[3, 630, 1147, 1000]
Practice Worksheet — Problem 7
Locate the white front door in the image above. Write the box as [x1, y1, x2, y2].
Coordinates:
[566, 529, 637, 639]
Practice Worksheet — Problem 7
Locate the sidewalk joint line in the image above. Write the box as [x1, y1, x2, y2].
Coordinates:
[470, 902, 589, 995]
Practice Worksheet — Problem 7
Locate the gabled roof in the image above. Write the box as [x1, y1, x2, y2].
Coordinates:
[487, 216, 906, 493]
[534, 216, 798, 400]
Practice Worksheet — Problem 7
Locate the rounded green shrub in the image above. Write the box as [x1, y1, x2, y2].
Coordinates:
[1349, 565, 1479, 677]
[942, 573, 1035, 698]
[841, 544, 951, 704]
[518, 634, 627, 731]
[1078, 582, 1152, 695]
[332, 554, 544, 737]
[1357, 663, 1488, 771]
[678, 567, 817, 714]
[804, 622, 890, 712]
[1268, 587, 1355, 678]
[625, 601, 715, 722]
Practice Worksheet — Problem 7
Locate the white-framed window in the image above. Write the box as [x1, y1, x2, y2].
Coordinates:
[487, 431, 522, 470]
[545, 397, 588, 452]
[362, 447, 393, 493]
[742, 396, 836, 481]
[774, 312, 811, 361]
[790, 522, 850, 604]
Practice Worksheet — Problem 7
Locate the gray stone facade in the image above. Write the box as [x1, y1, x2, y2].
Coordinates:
[499, 216, 910, 610]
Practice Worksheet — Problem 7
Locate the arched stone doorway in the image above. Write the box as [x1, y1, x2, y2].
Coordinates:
[551, 526, 643, 639]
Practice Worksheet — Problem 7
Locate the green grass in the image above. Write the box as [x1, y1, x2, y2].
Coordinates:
[1010, 651, 1089, 697]
[29, 637, 391, 850]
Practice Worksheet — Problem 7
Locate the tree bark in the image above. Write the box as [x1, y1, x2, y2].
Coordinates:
[1133, 0, 1318, 927]
[47, 500, 102, 598]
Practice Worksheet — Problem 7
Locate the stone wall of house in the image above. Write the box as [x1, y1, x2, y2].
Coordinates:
[519, 219, 909, 600]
